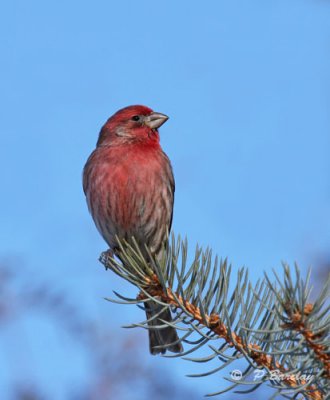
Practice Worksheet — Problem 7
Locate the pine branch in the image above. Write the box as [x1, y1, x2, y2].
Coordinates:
[265, 266, 330, 382]
[140, 280, 325, 399]
[99, 235, 330, 399]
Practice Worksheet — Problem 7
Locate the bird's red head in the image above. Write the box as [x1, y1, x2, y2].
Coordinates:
[97, 105, 169, 147]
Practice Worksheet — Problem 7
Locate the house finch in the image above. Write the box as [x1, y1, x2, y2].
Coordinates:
[83, 105, 182, 354]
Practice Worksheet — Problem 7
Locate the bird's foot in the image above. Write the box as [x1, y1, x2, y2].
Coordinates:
[99, 249, 114, 270]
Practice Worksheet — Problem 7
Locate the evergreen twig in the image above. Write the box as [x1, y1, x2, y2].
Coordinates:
[99, 235, 330, 399]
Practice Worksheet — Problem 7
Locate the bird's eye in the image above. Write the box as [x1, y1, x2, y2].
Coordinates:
[131, 115, 140, 121]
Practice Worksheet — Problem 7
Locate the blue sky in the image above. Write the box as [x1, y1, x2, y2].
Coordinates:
[1, 0, 330, 398]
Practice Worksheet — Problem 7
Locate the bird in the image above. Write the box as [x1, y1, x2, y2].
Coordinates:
[83, 105, 183, 354]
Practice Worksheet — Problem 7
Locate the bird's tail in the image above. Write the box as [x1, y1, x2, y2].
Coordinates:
[145, 300, 183, 355]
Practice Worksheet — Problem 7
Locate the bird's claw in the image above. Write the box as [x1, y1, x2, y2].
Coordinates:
[99, 249, 114, 270]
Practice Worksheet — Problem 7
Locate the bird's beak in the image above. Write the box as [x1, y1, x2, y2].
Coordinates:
[144, 112, 169, 129]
